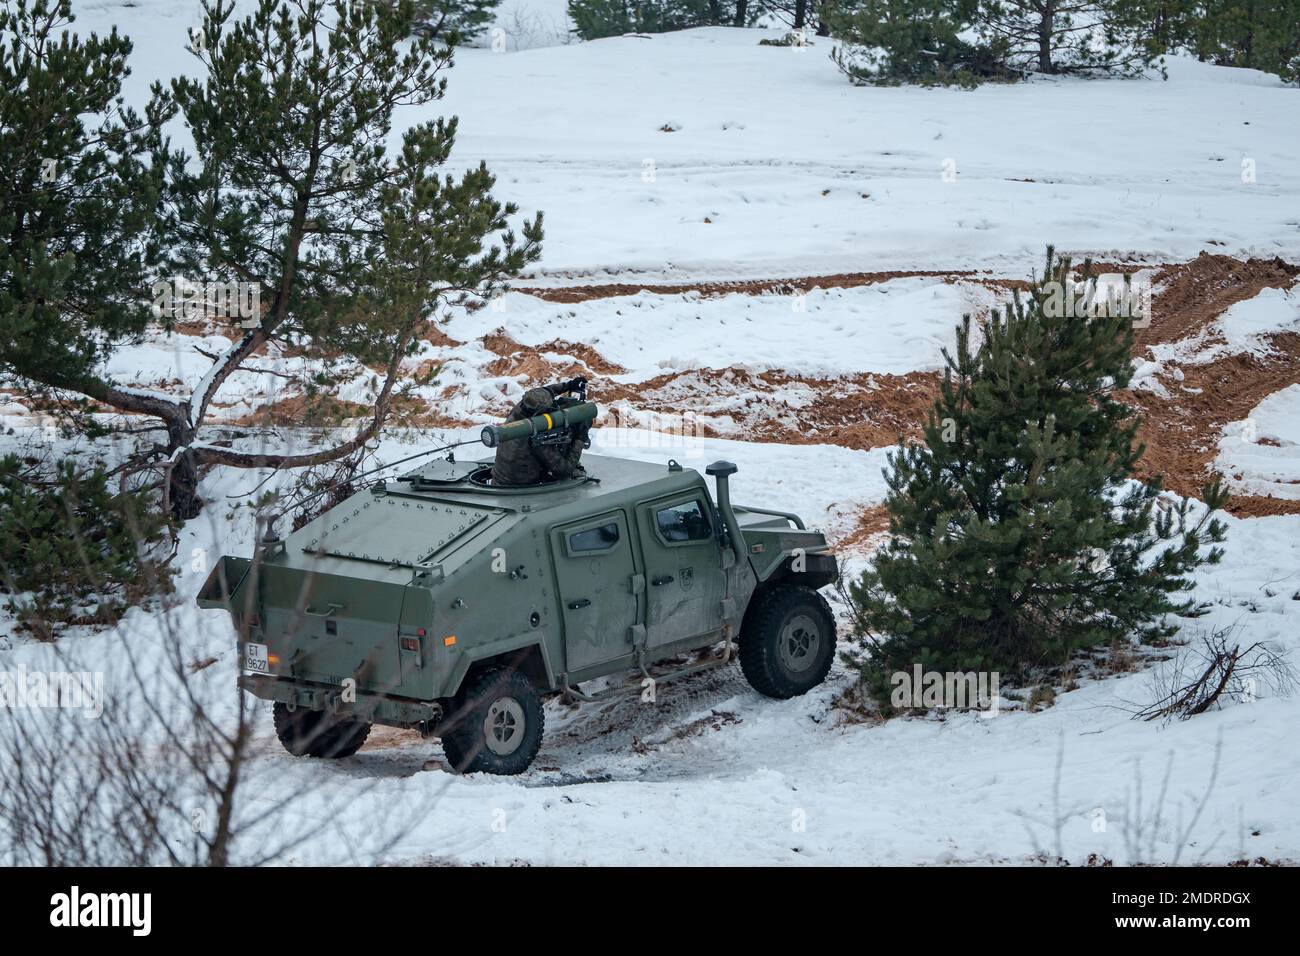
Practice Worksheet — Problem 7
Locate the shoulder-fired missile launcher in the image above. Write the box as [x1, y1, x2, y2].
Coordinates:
[198, 402, 838, 774]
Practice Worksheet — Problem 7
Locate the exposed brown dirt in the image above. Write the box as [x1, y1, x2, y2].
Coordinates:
[838, 503, 893, 551]
[126, 252, 1299, 535]
[1136, 253, 1299, 350]
[484, 351, 573, 383]
[386, 392, 477, 431]
[423, 323, 463, 348]
[761, 370, 941, 450]
[1128, 332, 1300, 515]
[516, 268, 1017, 303]
[546, 340, 628, 375]
[480, 327, 629, 392]
[226, 390, 473, 433]
[482, 327, 628, 375]
[228, 393, 371, 428]
[1122, 253, 1300, 515]
[509, 253, 1300, 527]
[480, 328, 522, 355]
[171, 317, 220, 338]
[596, 366, 942, 450]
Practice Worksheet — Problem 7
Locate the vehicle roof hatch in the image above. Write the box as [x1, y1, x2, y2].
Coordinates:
[300, 495, 500, 568]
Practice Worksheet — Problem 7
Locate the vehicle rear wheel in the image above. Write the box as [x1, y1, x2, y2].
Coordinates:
[440, 668, 544, 775]
[272, 702, 371, 759]
[739, 585, 836, 699]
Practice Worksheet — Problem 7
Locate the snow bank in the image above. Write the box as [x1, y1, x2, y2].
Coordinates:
[1217, 384, 1300, 500]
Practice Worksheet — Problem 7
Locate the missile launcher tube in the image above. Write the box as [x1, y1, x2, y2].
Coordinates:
[480, 401, 598, 448]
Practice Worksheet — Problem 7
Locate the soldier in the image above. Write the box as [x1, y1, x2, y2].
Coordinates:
[491, 378, 591, 486]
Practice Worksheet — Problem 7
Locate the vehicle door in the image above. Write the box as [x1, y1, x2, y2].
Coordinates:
[550, 510, 641, 673]
[635, 493, 725, 650]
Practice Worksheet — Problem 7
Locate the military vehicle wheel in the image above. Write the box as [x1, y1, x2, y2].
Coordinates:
[272, 702, 371, 759]
[440, 668, 544, 775]
[739, 585, 836, 699]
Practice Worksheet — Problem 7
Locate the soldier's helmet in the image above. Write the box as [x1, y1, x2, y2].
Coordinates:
[520, 387, 556, 414]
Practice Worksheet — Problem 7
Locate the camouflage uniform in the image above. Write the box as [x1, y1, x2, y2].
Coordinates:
[491, 385, 590, 486]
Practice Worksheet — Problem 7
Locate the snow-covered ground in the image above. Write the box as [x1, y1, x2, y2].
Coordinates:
[1219, 384, 1300, 500]
[79, 5, 1300, 281]
[1131, 278, 1300, 397]
[3, 5, 1300, 866]
[445, 279, 1001, 377]
[7, 432, 1297, 865]
[432, 30, 1300, 280]
[478, 0, 572, 51]
[1150, 284, 1300, 370]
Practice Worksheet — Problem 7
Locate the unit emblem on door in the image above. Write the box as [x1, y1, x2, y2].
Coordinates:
[679, 566, 694, 591]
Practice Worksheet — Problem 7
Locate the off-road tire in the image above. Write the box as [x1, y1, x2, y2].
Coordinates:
[273, 702, 371, 759]
[739, 585, 836, 699]
[440, 667, 545, 775]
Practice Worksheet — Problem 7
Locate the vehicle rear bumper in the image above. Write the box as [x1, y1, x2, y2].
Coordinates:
[238, 673, 442, 729]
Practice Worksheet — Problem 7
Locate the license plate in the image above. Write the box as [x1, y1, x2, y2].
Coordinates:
[242, 642, 270, 673]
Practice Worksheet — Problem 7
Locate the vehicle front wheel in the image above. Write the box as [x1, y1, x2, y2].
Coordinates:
[272, 702, 371, 758]
[440, 668, 545, 775]
[739, 585, 836, 699]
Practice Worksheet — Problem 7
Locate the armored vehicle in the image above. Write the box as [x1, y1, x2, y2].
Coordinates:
[199, 404, 838, 775]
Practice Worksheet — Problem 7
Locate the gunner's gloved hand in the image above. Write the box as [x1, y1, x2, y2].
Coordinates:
[544, 376, 587, 399]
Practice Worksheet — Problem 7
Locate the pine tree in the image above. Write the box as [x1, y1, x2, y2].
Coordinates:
[828, 0, 1012, 87]
[1127, 0, 1201, 56]
[2, 0, 541, 519]
[976, 0, 1163, 76]
[1105, 0, 1300, 82]
[0, 454, 172, 635]
[1191, 0, 1300, 81]
[411, 0, 502, 43]
[159, 0, 542, 516]
[848, 249, 1228, 701]
[567, 0, 738, 40]
[757, 0, 818, 30]
[0, 0, 172, 427]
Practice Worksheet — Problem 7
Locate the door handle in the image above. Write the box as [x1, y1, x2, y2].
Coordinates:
[567, 598, 591, 609]
[304, 603, 343, 617]
[651, 575, 674, 586]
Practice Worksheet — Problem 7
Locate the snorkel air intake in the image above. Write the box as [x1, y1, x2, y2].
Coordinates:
[706, 460, 746, 566]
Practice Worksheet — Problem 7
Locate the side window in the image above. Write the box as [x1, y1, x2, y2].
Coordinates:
[569, 521, 620, 553]
[655, 500, 712, 543]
